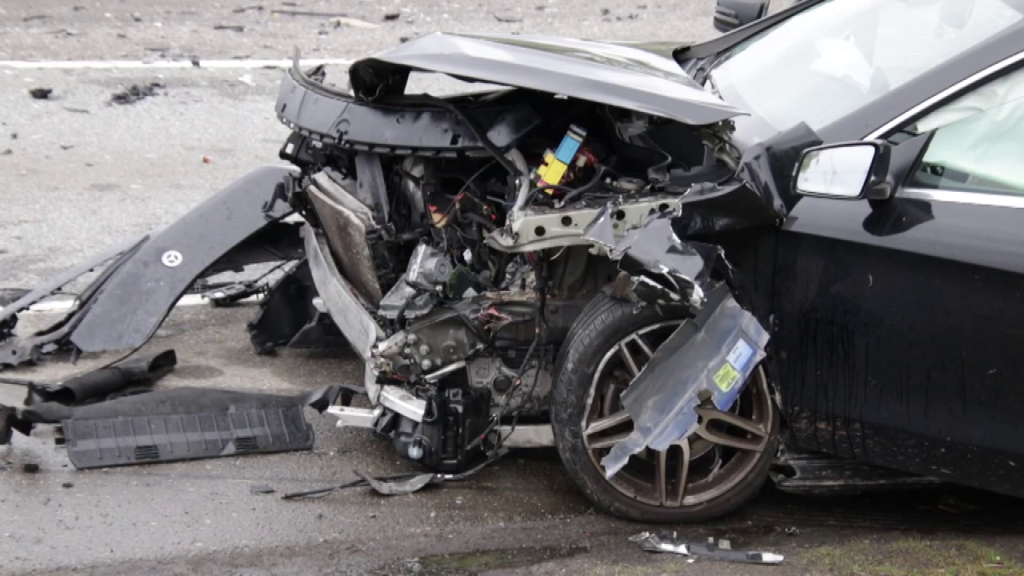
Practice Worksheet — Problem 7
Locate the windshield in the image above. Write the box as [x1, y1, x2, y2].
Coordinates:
[709, 0, 1023, 135]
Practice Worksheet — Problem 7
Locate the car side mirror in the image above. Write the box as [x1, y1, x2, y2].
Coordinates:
[714, 0, 770, 32]
[793, 141, 893, 201]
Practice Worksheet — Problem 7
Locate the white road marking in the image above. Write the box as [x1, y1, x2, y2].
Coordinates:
[2, 293, 262, 316]
[0, 58, 353, 70]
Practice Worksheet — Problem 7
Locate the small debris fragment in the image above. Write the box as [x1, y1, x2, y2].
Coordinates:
[785, 527, 800, 537]
[190, 56, 201, 68]
[73, 6, 86, 11]
[631, 533, 784, 565]
[29, 88, 53, 100]
[62, 482, 74, 489]
[1, 149, 11, 156]
[10, 133, 16, 139]
[60, 144, 74, 151]
[601, 8, 611, 16]
[536, 6, 547, 11]
[109, 83, 164, 105]
[383, 11, 401, 21]
[214, 24, 246, 32]
[399, 36, 411, 43]
[250, 484, 276, 494]
[330, 17, 379, 29]
[493, 13, 523, 23]
[23, 14, 50, 22]
[232, 5, 264, 13]
[356, 471, 435, 496]
[237, 74, 255, 86]
[272, 9, 347, 17]
[202, 156, 212, 164]
[63, 107, 90, 114]
[131, 12, 143, 22]
[22, 463, 39, 473]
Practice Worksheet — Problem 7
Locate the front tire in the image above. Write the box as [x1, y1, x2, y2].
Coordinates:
[550, 293, 779, 523]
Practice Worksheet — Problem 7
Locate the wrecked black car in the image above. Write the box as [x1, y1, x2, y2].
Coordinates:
[5, 0, 1024, 523]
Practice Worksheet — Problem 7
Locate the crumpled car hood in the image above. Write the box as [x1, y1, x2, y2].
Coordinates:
[349, 32, 744, 125]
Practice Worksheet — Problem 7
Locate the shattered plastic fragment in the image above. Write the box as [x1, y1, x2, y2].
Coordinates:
[601, 286, 770, 478]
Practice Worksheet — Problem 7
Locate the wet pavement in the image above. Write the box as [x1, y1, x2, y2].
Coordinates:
[6, 1, 1024, 574]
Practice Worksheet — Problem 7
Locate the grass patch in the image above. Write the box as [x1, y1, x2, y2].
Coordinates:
[802, 537, 1023, 576]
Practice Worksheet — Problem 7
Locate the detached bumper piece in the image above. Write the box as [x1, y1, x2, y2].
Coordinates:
[20, 386, 337, 469]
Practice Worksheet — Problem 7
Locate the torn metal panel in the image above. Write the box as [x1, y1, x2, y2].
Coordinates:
[349, 33, 743, 125]
[601, 286, 770, 478]
[665, 123, 823, 237]
[25, 349, 177, 406]
[302, 223, 385, 401]
[734, 122, 823, 219]
[43, 386, 338, 469]
[583, 207, 720, 305]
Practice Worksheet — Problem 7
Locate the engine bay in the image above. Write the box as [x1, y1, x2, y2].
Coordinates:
[275, 61, 740, 472]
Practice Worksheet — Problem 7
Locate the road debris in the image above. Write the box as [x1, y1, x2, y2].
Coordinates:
[61, 482, 74, 489]
[202, 155, 212, 164]
[493, 13, 523, 23]
[60, 144, 74, 151]
[22, 463, 39, 473]
[23, 14, 50, 22]
[271, 9, 349, 18]
[250, 484, 276, 495]
[110, 83, 164, 105]
[357, 471, 435, 496]
[383, 11, 401, 21]
[233, 5, 264, 13]
[630, 533, 784, 565]
[28, 88, 53, 100]
[23, 349, 177, 407]
[9, 385, 338, 469]
[329, 17, 379, 29]
[63, 107, 90, 114]
[237, 74, 255, 86]
[282, 449, 508, 500]
[785, 527, 801, 536]
[1, 149, 11, 156]
[214, 24, 246, 32]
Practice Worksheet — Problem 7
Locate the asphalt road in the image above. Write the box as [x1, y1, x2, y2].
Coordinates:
[5, 1, 1024, 575]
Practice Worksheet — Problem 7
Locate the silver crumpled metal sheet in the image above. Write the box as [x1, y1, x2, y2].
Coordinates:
[630, 532, 784, 565]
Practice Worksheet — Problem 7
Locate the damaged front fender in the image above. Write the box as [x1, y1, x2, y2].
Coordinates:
[0, 166, 301, 366]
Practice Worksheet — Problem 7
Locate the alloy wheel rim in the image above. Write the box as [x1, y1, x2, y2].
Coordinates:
[581, 320, 773, 508]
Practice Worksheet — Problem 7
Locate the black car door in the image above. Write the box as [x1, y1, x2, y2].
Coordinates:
[772, 64, 1024, 497]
